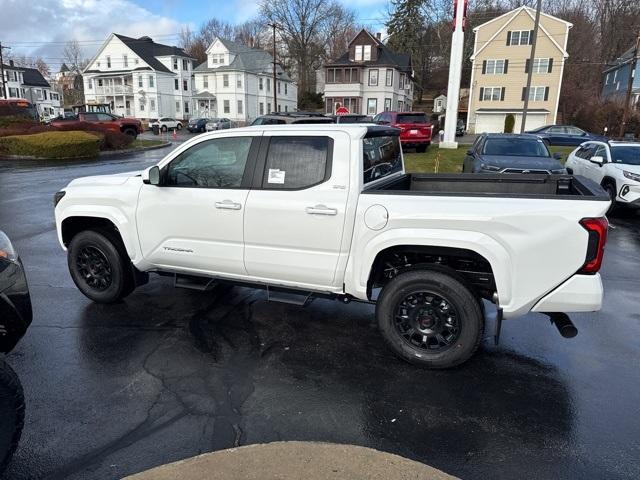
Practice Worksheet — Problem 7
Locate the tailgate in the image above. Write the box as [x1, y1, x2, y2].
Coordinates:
[400, 123, 432, 139]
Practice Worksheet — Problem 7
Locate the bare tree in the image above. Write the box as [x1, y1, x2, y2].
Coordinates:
[63, 40, 88, 74]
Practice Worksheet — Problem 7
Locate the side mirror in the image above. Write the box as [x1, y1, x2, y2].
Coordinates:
[590, 155, 604, 165]
[143, 166, 161, 185]
[553, 152, 562, 160]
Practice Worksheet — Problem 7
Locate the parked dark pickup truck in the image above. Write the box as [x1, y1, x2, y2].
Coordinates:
[51, 112, 143, 138]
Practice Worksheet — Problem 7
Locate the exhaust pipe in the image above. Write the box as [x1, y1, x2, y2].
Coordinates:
[546, 313, 578, 338]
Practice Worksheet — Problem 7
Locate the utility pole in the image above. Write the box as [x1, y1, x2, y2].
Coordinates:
[0, 42, 11, 99]
[619, 33, 640, 138]
[270, 23, 278, 113]
[521, 0, 542, 133]
[440, 0, 467, 149]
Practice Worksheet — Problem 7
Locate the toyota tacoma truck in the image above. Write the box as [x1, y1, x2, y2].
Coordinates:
[54, 125, 609, 368]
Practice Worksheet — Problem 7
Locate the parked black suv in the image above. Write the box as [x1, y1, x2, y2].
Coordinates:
[463, 133, 566, 174]
[0, 231, 32, 472]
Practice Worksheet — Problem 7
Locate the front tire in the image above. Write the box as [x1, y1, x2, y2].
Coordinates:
[604, 182, 617, 215]
[376, 269, 484, 369]
[176, 123, 182, 130]
[68, 230, 134, 303]
[0, 360, 25, 472]
[161, 125, 168, 133]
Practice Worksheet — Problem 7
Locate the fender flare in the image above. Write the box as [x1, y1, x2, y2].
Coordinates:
[345, 228, 512, 306]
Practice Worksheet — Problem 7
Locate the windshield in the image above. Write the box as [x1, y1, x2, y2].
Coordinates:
[396, 113, 428, 124]
[339, 115, 370, 123]
[363, 135, 403, 183]
[483, 137, 550, 157]
[610, 146, 640, 165]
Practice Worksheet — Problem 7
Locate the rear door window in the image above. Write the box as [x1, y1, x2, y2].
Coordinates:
[396, 113, 428, 124]
[363, 135, 403, 184]
[261, 136, 331, 189]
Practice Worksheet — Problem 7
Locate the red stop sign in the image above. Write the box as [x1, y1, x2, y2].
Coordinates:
[336, 106, 349, 115]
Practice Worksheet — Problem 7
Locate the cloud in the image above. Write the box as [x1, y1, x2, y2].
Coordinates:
[0, 0, 187, 71]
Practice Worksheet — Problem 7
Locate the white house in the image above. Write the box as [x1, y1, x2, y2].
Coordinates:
[322, 29, 414, 116]
[433, 94, 447, 113]
[192, 38, 297, 122]
[82, 34, 196, 120]
[1, 61, 62, 118]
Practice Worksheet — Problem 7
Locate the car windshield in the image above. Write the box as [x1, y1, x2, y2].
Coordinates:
[339, 115, 369, 123]
[483, 137, 550, 157]
[610, 146, 640, 165]
[396, 113, 428, 124]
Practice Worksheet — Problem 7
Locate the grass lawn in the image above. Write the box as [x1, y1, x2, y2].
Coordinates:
[404, 144, 577, 173]
[129, 139, 166, 149]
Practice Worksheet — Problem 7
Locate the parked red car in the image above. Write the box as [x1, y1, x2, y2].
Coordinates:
[373, 111, 433, 152]
[51, 112, 143, 138]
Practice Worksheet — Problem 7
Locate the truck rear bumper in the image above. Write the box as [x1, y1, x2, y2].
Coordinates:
[531, 273, 603, 313]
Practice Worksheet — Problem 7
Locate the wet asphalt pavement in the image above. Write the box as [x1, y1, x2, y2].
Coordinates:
[0, 143, 639, 480]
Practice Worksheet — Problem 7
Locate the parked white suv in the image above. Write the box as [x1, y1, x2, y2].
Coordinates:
[149, 117, 183, 132]
[566, 141, 640, 210]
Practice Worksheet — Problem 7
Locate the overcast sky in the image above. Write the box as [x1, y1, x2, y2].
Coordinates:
[0, 0, 388, 72]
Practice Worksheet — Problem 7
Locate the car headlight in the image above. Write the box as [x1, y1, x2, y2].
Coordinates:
[0, 231, 18, 263]
[623, 170, 640, 182]
[479, 163, 501, 172]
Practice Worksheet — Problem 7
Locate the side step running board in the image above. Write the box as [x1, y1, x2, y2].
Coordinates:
[174, 274, 218, 291]
[267, 287, 314, 306]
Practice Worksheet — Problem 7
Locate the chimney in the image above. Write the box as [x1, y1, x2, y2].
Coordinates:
[9, 60, 14, 67]
[376, 32, 381, 41]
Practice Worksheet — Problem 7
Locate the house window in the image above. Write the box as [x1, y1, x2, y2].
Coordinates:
[176, 101, 180, 112]
[278, 104, 281, 112]
[150, 99, 156, 111]
[508, 30, 531, 46]
[123, 55, 128, 68]
[183, 59, 188, 70]
[368, 69, 378, 86]
[335, 69, 343, 82]
[327, 69, 335, 83]
[223, 74, 229, 87]
[98, 79, 103, 87]
[204, 76, 209, 88]
[184, 101, 189, 113]
[348, 68, 359, 83]
[88, 80, 93, 90]
[224, 100, 230, 113]
[364, 45, 372, 61]
[106, 56, 111, 68]
[384, 98, 391, 111]
[285, 83, 288, 94]
[135, 58, 139, 64]
[484, 59, 506, 74]
[174, 79, 179, 90]
[277, 82, 281, 94]
[525, 86, 548, 101]
[385, 69, 393, 86]
[481, 86, 505, 101]
[398, 100, 404, 112]
[237, 77, 242, 88]
[138, 76, 143, 87]
[139, 100, 145, 111]
[367, 98, 377, 115]
[212, 55, 218, 64]
[183, 79, 188, 91]
[96, 61, 100, 67]
[8, 88, 18, 98]
[267, 78, 271, 91]
[173, 58, 178, 69]
[355, 45, 363, 61]
[149, 75, 154, 88]
[259, 77, 263, 90]
[285, 105, 288, 112]
[399, 74, 405, 90]
[532, 58, 551, 73]
[259, 102, 264, 115]
[237, 100, 243, 115]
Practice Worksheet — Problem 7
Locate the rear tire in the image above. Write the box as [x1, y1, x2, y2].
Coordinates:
[0, 360, 25, 473]
[176, 123, 182, 130]
[161, 125, 168, 133]
[68, 230, 134, 303]
[122, 128, 137, 139]
[376, 269, 484, 369]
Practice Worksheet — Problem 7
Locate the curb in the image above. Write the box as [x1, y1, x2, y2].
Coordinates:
[0, 142, 172, 161]
[125, 441, 459, 480]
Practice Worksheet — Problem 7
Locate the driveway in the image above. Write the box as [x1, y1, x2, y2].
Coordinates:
[0, 150, 639, 480]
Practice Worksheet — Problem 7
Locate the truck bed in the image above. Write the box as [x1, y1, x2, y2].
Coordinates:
[365, 173, 609, 200]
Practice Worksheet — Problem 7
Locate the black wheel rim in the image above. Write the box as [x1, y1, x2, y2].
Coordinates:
[76, 246, 113, 291]
[393, 290, 461, 352]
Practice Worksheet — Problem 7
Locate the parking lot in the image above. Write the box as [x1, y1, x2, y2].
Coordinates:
[0, 146, 639, 480]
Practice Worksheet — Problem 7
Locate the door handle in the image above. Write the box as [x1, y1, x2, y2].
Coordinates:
[306, 205, 337, 216]
[215, 200, 242, 210]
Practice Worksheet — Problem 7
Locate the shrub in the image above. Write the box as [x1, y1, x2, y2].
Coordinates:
[504, 114, 515, 133]
[53, 121, 133, 150]
[0, 131, 100, 158]
[0, 115, 39, 129]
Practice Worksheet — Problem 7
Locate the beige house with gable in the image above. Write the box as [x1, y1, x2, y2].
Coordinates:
[466, 7, 572, 133]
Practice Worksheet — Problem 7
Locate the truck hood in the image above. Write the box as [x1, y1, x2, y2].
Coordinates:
[67, 170, 142, 188]
[480, 155, 563, 171]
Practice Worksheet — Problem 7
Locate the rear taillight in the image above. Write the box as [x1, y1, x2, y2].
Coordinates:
[579, 217, 608, 274]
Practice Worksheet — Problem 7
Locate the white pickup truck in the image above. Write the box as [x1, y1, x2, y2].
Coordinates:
[54, 125, 610, 368]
